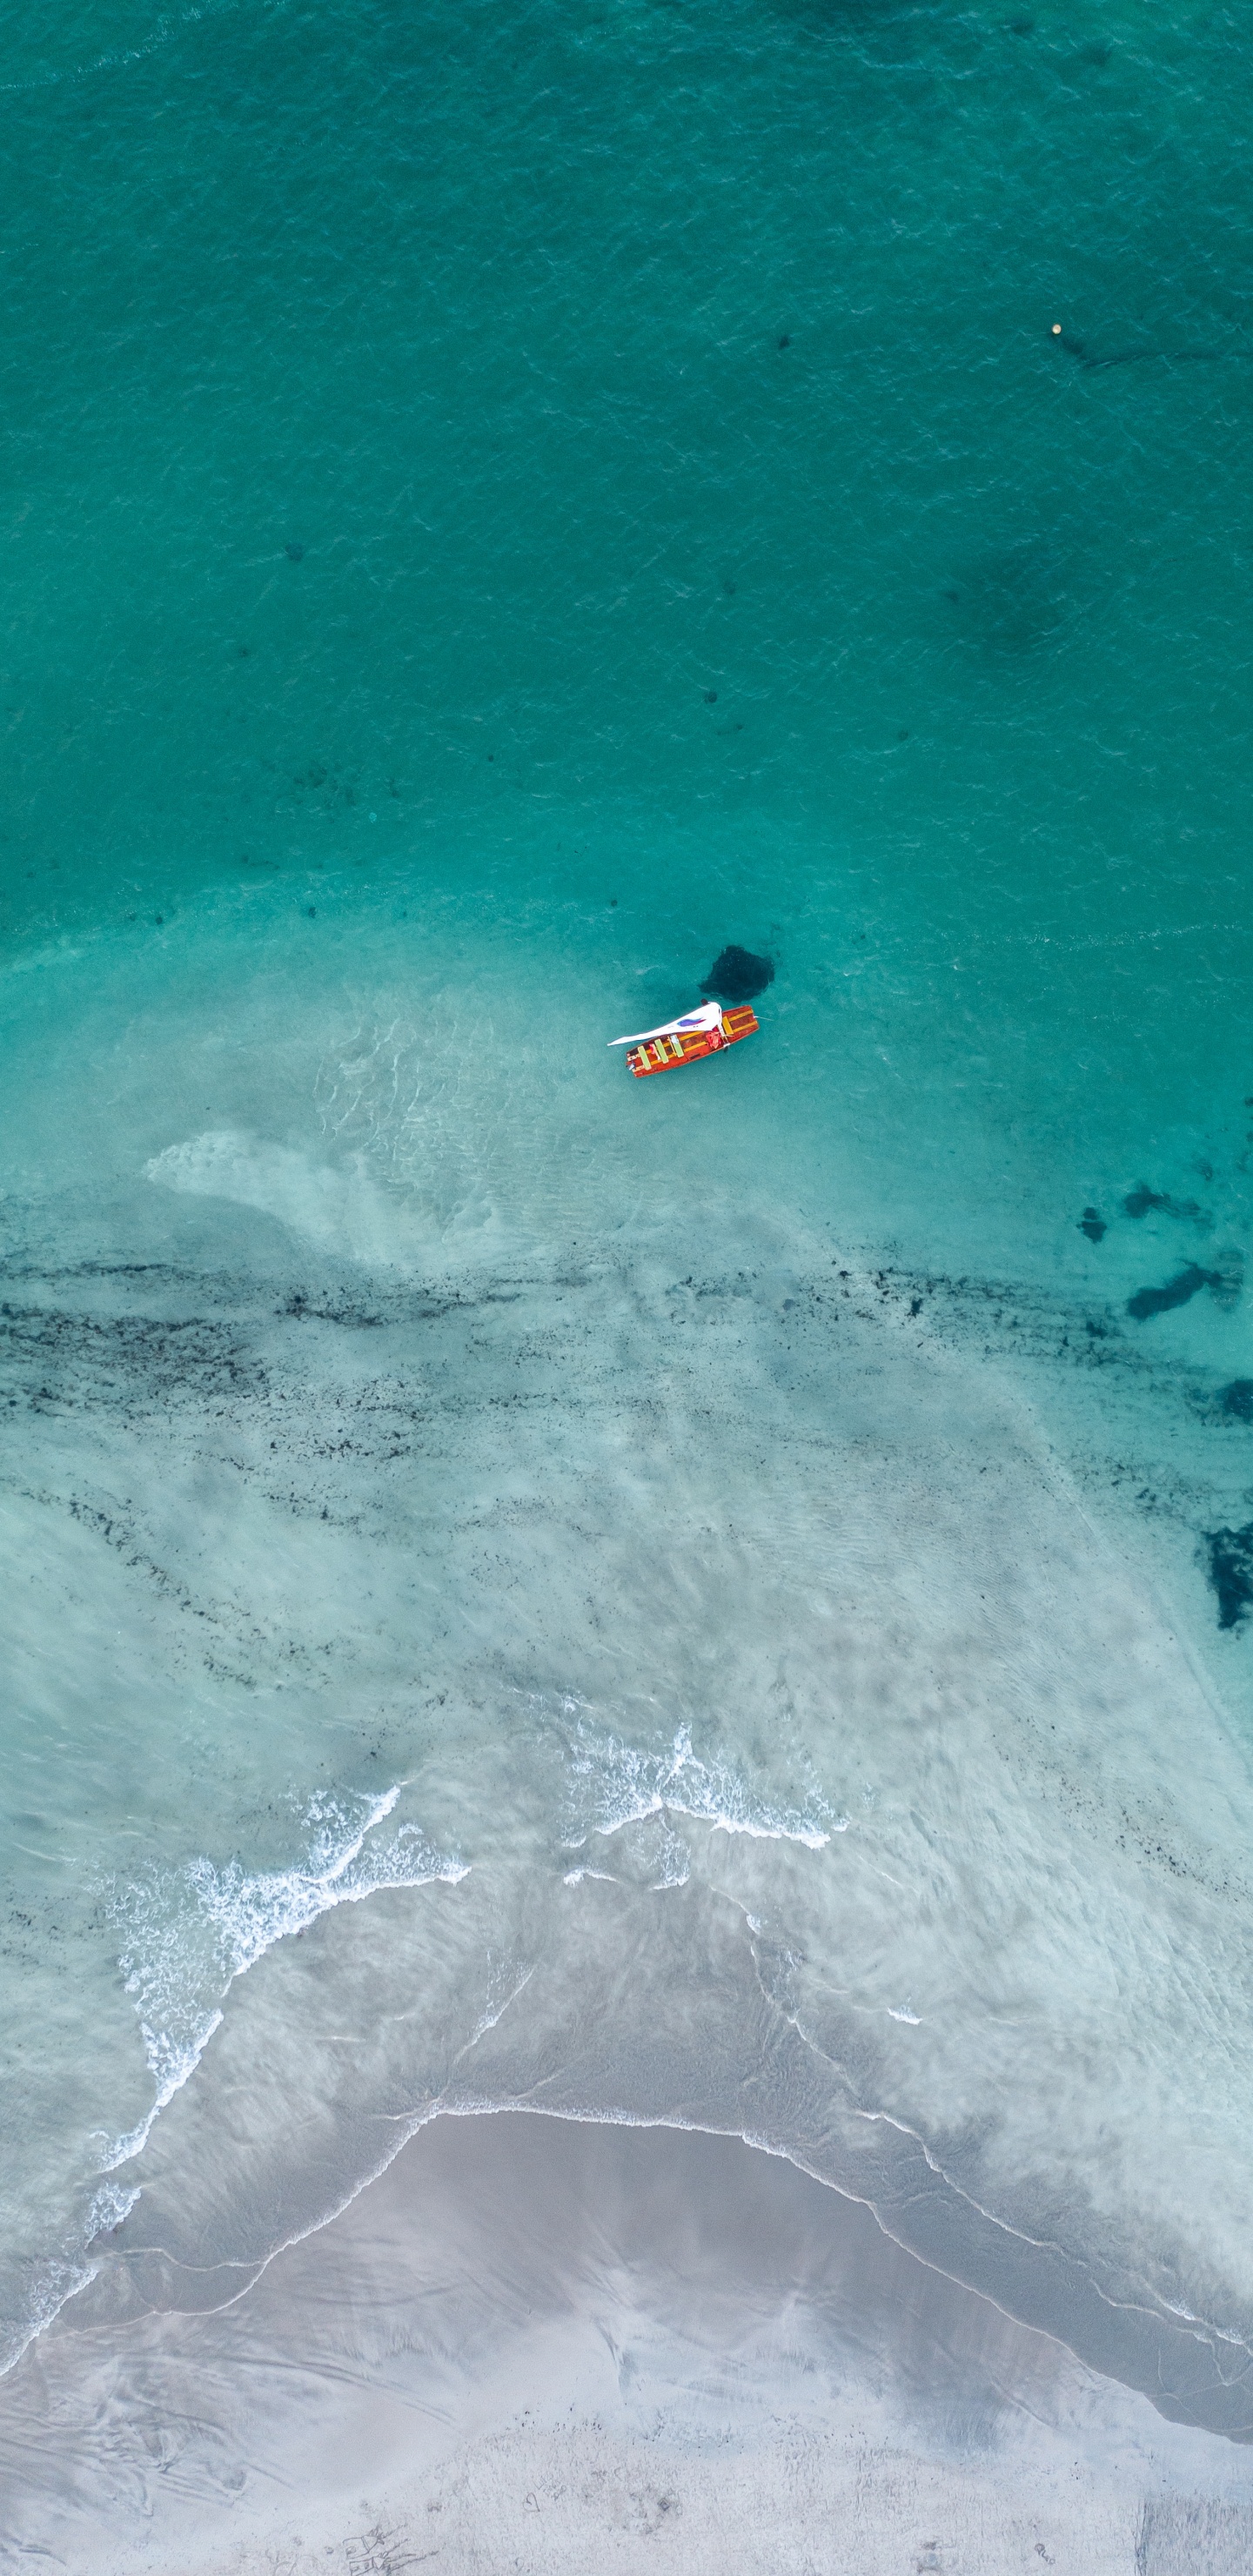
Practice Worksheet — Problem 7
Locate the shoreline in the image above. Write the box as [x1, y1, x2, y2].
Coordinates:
[6, 1201, 1253, 2450]
[4, 2110, 1253, 2574]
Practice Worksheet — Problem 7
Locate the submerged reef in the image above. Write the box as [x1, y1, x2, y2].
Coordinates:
[1123, 1183, 1209, 1228]
[1205, 1524, 1253, 1630]
[1127, 1263, 1236, 1322]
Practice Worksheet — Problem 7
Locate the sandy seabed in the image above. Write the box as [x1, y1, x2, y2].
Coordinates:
[3, 2111, 1252, 2576]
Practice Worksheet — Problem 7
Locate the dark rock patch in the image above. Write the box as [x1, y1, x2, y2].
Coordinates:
[702, 945, 775, 1004]
[1127, 1265, 1217, 1322]
[1205, 1524, 1253, 1630]
[1123, 1182, 1207, 1226]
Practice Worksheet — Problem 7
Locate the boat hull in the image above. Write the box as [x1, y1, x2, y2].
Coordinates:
[626, 1004, 759, 1077]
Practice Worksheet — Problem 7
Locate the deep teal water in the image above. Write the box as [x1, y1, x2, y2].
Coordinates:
[6, 1, 1253, 1258]
[4, 0, 1253, 2471]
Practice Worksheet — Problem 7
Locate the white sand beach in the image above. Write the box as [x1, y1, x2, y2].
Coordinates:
[4, 2111, 1252, 2576]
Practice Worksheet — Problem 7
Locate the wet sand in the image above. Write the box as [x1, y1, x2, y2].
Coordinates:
[3, 2111, 1252, 2574]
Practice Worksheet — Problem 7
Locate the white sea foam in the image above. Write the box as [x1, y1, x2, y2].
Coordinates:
[102, 1788, 467, 2171]
[565, 1721, 842, 1854]
[1, 2252, 101, 2382]
[86, 2182, 141, 2239]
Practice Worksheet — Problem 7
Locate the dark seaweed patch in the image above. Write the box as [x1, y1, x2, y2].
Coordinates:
[1205, 1525, 1253, 1630]
[0, 1298, 267, 1407]
[1127, 1265, 1217, 1322]
[1123, 1183, 1208, 1226]
[1079, 1208, 1106, 1243]
[702, 945, 775, 1004]
[1220, 1380, 1253, 1422]
[281, 1289, 385, 1327]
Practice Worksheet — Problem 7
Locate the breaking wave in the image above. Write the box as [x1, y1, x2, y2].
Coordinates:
[564, 1718, 843, 1853]
[102, 1788, 467, 2171]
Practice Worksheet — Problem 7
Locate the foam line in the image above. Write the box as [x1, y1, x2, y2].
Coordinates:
[102, 1788, 467, 2172]
[566, 1721, 844, 1852]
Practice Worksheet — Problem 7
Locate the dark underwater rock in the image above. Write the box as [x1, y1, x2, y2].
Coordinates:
[1127, 1265, 1217, 1321]
[702, 945, 775, 1004]
[1205, 1525, 1253, 1630]
[1078, 1208, 1106, 1243]
[1123, 1182, 1206, 1224]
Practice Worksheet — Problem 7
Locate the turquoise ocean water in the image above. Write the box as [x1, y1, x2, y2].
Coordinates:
[4, 0, 1253, 2470]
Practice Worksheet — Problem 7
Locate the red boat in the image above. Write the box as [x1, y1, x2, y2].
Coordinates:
[609, 1000, 760, 1078]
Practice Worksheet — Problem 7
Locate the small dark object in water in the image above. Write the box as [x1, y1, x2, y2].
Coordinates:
[778, 334, 790, 349]
[155, 914, 164, 925]
[703, 944, 775, 1004]
[1221, 1380, 1253, 1422]
[1127, 1264, 1216, 1322]
[1205, 1524, 1253, 1630]
[705, 691, 718, 703]
[1079, 1207, 1106, 1243]
[306, 905, 317, 917]
[286, 542, 305, 561]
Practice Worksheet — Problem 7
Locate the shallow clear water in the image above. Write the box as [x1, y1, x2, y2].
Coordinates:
[3, 0, 1253, 2459]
